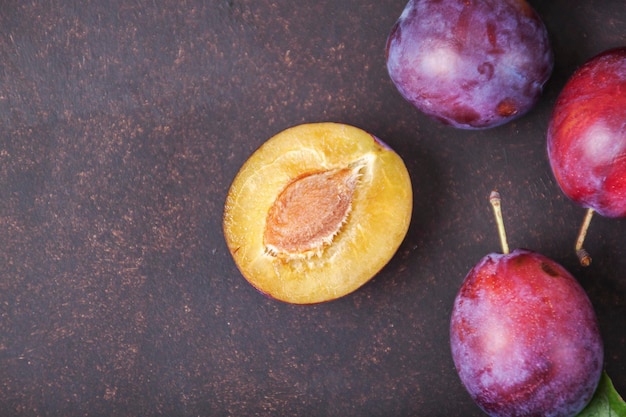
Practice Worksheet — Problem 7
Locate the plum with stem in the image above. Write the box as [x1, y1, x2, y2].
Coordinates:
[450, 192, 603, 417]
[547, 47, 626, 266]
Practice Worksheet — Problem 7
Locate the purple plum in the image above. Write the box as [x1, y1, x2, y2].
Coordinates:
[386, 0, 553, 129]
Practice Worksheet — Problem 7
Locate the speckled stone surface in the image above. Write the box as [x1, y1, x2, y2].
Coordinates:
[0, 1, 624, 416]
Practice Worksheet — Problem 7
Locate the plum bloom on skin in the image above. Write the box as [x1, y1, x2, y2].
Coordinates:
[386, 0, 553, 129]
[548, 47, 626, 219]
[450, 250, 604, 417]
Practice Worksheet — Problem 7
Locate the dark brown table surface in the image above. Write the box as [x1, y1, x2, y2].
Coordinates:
[1, 1, 624, 416]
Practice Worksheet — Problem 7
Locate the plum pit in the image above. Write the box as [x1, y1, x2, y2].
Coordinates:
[264, 167, 361, 259]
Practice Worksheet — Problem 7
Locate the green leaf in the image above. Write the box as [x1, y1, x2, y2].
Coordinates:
[577, 371, 626, 417]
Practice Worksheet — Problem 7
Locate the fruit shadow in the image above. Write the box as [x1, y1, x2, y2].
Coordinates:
[404, 145, 447, 258]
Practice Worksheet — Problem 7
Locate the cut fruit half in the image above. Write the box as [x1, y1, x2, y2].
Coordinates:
[223, 122, 413, 304]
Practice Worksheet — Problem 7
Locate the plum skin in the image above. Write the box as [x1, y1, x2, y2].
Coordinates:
[386, 0, 553, 129]
[450, 249, 603, 417]
[547, 47, 626, 218]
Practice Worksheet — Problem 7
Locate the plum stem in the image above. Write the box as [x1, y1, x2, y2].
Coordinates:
[489, 191, 509, 255]
[575, 208, 594, 267]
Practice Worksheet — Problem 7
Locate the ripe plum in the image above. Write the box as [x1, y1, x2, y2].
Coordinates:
[548, 47, 626, 218]
[450, 193, 603, 417]
[386, 0, 553, 129]
[547, 47, 626, 265]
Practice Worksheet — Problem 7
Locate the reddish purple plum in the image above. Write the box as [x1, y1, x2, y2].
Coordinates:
[450, 194, 603, 417]
[386, 0, 553, 129]
[547, 47, 626, 219]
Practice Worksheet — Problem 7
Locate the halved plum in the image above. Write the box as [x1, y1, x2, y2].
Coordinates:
[223, 123, 413, 304]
